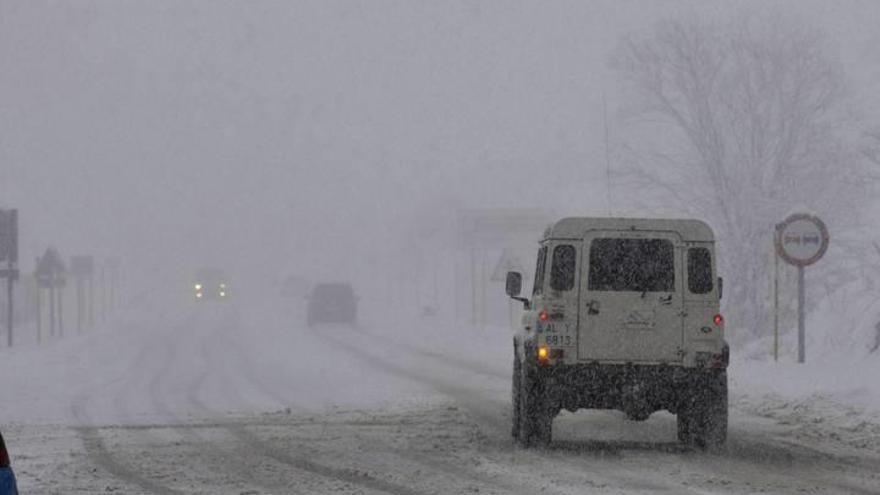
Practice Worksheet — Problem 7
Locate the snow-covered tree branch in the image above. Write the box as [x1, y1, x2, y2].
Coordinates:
[611, 18, 874, 335]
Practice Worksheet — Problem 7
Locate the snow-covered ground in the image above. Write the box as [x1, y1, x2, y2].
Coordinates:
[1, 291, 879, 494]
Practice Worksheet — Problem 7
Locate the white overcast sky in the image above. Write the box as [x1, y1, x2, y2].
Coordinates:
[1, 0, 879, 286]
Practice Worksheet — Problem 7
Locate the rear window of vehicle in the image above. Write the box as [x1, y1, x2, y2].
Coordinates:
[588, 238, 675, 292]
[550, 245, 576, 291]
[532, 246, 548, 296]
[687, 247, 714, 294]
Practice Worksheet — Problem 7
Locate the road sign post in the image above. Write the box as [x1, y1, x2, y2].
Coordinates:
[71, 256, 95, 334]
[0, 209, 18, 347]
[35, 276, 42, 344]
[775, 213, 830, 364]
[36, 247, 67, 342]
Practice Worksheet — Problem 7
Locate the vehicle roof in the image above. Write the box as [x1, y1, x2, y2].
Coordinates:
[545, 217, 714, 242]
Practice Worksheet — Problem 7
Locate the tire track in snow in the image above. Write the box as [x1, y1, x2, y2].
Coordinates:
[203, 316, 536, 494]
[353, 324, 508, 380]
[315, 328, 514, 438]
[69, 314, 193, 495]
[331, 326, 880, 494]
[316, 327, 714, 495]
[71, 389, 184, 495]
[78, 310, 310, 495]
[147, 310, 317, 495]
[181, 310, 431, 495]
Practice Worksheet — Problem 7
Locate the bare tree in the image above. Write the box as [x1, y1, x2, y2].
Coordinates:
[611, 17, 872, 335]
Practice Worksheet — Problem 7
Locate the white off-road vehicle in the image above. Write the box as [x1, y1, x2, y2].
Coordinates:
[505, 217, 728, 448]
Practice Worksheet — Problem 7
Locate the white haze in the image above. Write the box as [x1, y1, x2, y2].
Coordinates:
[3, 2, 880, 493]
[0, 0, 878, 376]
[2, 0, 877, 299]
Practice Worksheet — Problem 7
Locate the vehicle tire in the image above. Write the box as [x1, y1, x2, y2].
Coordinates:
[676, 409, 693, 444]
[517, 360, 552, 447]
[511, 349, 522, 440]
[689, 371, 728, 449]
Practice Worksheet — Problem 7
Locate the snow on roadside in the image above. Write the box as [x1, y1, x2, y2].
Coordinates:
[730, 277, 880, 456]
[730, 354, 880, 457]
[0, 299, 178, 424]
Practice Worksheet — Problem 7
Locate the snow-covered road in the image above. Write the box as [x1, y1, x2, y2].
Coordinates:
[2, 296, 879, 494]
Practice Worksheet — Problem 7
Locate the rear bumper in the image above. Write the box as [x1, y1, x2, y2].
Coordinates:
[536, 362, 725, 415]
[0, 467, 18, 495]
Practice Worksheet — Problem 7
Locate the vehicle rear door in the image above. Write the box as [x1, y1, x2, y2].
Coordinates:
[577, 230, 684, 363]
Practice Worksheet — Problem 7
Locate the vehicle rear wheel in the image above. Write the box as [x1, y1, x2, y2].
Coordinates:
[517, 362, 552, 447]
[676, 409, 693, 444]
[686, 371, 728, 449]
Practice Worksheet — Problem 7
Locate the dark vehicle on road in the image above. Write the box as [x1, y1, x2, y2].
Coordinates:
[307, 283, 357, 326]
[193, 268, 230, 301]
[0, 430, 19, 495]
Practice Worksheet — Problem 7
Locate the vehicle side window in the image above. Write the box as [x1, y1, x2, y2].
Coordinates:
[532, 246, 548, 296]
[687, 248, 714, 294]
[550, 245, 576, 291]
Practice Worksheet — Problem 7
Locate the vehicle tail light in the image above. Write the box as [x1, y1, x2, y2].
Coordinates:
[713, 314, 723, 326]
[537, 346, 549, 361]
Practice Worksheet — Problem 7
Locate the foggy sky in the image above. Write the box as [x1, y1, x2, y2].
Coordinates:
[2, 0, 879, 290]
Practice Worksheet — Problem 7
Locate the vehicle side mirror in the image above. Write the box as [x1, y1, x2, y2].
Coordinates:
[505, 271, 522, 297]
[506, 271, 530, 310]
[718, 277, 723, 300]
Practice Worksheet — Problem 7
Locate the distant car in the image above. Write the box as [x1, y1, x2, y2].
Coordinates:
[193, 268, 230, 301]
[0, 431, 19, 495]
[307, 283, 357, 326]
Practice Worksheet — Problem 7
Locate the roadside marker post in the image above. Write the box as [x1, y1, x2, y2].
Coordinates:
[35, 247, 67, 341]
[71, 256, 95, 334]
[0, 209, 18, 347]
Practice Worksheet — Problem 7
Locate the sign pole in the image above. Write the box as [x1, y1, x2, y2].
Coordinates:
[798, 266, 805, 364]
[58, 281, 64, 337]
[35, 256, 41, 344]
[775, 213, 828, 365]
[35, 283, 41, 344]
[6, 260, 12, 348]
[76, 276, 84, 334]
[774, 239, 779, 362]
[101, 264, 106, 323]
[109, 263, 115, 311]
[1, 209, 18, 347]
[49, 280, 56, 337]
[88, 272, 94, 328]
